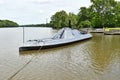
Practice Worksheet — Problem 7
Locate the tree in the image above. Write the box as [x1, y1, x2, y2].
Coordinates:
[49, 0, 119, 29]
[114, 1, 120, 27]
[90, 0, 117, 28]
[0, 20, 19, 27]
[77, 7, 90, 28]
[68, 12, 77, 28]
[50, 10, 68, 29]
[79, 20, 91, 28]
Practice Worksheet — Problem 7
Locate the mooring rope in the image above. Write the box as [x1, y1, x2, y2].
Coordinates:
[8, 40, 45, 80]
[37, 40, 45, 52]
[7, 56, 34, 80]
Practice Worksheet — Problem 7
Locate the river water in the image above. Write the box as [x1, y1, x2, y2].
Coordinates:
[0, 27, 120, 80]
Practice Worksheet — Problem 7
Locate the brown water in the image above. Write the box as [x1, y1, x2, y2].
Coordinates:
[0, 27, 120, 80]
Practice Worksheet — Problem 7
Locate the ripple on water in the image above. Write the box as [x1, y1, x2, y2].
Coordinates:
[0, 28, 120, 80]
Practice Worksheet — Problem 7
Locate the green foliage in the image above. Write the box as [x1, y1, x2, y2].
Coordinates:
[20, 23, 51, 27]
[89, 0, 119, 28]
[0, 20, 19, 27]
[77, 7, 90, 21]
[50, 10, 69, 29]
[68, 12, 77, 28]
[114, 1, 120, 27]
[50, 10, 78, 29]
[79, 20, 91, 28]
[49, 0, 120, 28]
[77, 7, 90, 27]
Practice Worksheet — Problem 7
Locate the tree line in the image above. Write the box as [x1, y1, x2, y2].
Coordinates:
[1, 0, 119, 28]
[20, 23, 51, 27]
[0, 20, 19, 27]
[49, 0, 120, 29]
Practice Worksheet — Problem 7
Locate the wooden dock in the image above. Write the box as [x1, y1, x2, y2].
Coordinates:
[90, 29, 104, 33]
[104, 28, 120, 35]
[104, 31, 120, 35]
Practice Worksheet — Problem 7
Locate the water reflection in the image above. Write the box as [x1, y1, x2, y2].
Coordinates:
[18, 41, 99, 80]
[103, 50, 120, 80]
[88, 34, 120, 80]
[0, 28, 120, 80]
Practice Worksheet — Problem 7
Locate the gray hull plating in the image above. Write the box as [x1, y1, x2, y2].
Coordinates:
[19, 28, 92, 51]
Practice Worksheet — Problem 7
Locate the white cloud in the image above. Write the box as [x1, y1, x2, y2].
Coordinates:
[0, 0, 91, 24]
[0, 0, 4, 4]
[39, 10, 44, 14]
[31, 0, 55, 4]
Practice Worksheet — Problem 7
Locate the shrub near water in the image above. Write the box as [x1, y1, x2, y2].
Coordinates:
[0, 20, 19, 27]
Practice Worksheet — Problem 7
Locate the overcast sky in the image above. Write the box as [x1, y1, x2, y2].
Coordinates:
[0, 0, 119, 25]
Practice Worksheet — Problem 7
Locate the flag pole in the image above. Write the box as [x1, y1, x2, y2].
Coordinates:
[23, 26, 25, 44]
